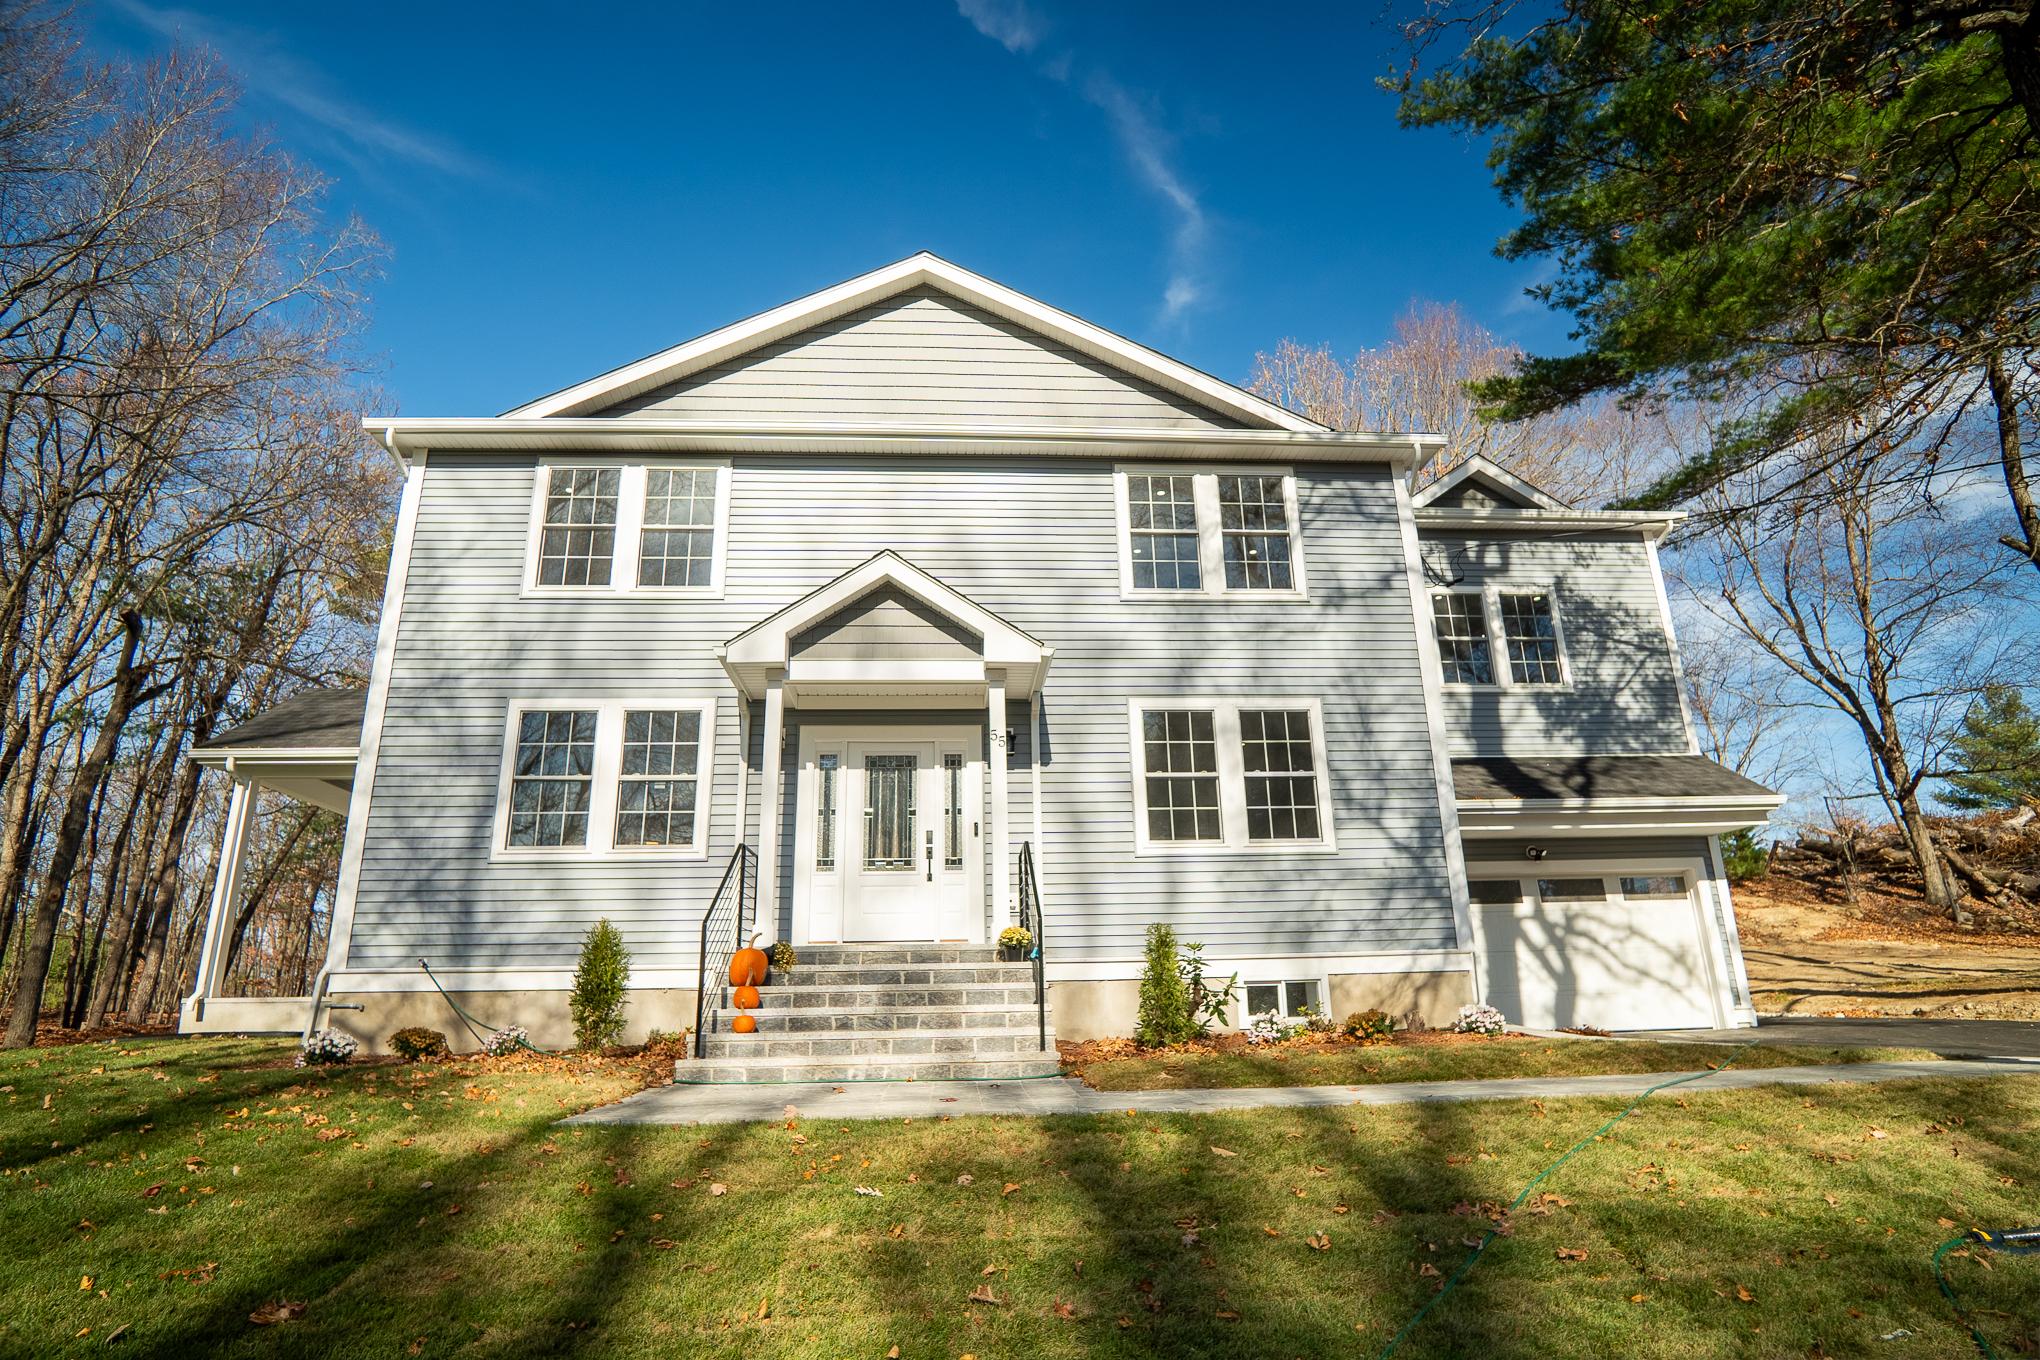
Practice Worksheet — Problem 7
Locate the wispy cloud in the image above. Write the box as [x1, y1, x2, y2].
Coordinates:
[954, 0, 1210, 327]
[107, 0, 490, 182]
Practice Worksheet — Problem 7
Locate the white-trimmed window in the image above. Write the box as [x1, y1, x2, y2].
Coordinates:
[1128, 698, 1336, 853]
[1241, 978, 1324, 1023]
[494, 699, 716, 858]
[1114, 467, 1307, 599]
[1430, 584, 1568, 688]
[526, 461, 729, 597]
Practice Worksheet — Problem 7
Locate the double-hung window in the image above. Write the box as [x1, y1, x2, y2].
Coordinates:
[1115, 467, 1306, 599]
[495, 699, 717, 858]
[1430, 585, 1568, 687]
[526, 461, 729, 596]
[1128, 699, 1334, 853]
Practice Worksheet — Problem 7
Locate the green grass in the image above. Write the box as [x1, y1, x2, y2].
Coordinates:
[3, 1036, 2036, 1358]
[1066, 1035, 1943, 1091]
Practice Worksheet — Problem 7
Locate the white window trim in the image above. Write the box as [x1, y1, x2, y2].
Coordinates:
[1112, 465, 1309, 602]
[1125, 696, 1338, 856]
[1430, 581, 1572, 690]
[490, 697, 718, 862]
[1234, 974, 1329, 1028]
[522, 459, 731, 600]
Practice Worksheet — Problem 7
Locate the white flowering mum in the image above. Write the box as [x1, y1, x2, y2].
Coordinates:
[481, 1025, 529, 1057]
[1450, 1003, 1508, 1036]
[296, 1029, 358, 1067]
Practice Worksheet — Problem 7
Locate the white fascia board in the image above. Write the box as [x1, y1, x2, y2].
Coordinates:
[189, 747, 360, 770]
[1414, 454, 1573, 511]
[1457, 796, 1785, 837]
[1414, 506, 1685, 541]
[359, 417, 1435, 469]
[501, 253, 1327, 432]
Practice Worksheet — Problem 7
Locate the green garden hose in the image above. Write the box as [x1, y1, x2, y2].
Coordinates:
[1375, 1043, 1760, 1358]
[418, 958, 555, 1054]
[1935, 1225, 2040, 1359]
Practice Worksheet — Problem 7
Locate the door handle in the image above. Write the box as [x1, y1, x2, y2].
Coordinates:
[926, 829, 934, 881]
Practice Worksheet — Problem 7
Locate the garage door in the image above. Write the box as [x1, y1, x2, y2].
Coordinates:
[1472, 873, 1718, 1031]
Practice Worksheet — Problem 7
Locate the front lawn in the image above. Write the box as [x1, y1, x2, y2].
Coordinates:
[3, 1036, 2035, 1358]
[1060, 1032, 1940, 1091]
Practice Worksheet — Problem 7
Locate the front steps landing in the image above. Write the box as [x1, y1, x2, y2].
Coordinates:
[677, 943, 1058, 1084]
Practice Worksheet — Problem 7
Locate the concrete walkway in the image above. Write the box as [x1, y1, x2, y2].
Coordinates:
[563, 1056, 2040, 1127]
[1640, 1014, 2040, 1059]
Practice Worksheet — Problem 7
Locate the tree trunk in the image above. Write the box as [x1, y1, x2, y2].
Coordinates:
[1895, 796, 1968, 923]
[123, 762, 204, 1025]
[3, 614, 162, 1048]
[1987, 349, 2040, 572]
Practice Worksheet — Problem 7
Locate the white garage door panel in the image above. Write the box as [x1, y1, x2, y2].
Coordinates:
[1478, 898, 1716, 1031]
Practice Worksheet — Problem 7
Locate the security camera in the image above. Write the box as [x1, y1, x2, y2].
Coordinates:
[1525, 845, 1548, 862]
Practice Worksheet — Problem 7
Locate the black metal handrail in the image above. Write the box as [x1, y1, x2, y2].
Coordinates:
[1018, 839, 1046, 1053]
[693, 843, 757, 1059]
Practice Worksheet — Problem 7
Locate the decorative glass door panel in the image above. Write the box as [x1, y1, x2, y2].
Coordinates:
[862, 755, 918, 870]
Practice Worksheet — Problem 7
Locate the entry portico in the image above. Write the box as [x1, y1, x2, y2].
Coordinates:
[719, 551, 1052, 945]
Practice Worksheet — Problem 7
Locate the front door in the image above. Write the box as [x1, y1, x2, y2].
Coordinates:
[794, 727, 983, 942]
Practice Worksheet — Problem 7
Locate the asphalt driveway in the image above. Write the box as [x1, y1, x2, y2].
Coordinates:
[1641, 1014, 2040, 1060]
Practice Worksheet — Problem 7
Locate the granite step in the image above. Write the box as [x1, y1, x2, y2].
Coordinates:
[699, 1026, 1055, 1061]
[769, 962, 1035, 988]
[675, 1051, 1063, 1085]
[719, 983, 1040, 1009]
[779, 945, 1009, 966]
[701, 1004, 1044, 1034]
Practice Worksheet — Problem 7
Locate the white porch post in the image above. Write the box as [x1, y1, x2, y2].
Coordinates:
[187, 776, 259, 1020]
[1030, 693, 1045, 869]
[988, 669, 1012, 928]
[755, 671, 786, 940]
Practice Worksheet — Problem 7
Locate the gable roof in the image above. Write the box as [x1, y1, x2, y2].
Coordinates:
[1413, 455, 1572, 511]
[505, 252, 1323, 433]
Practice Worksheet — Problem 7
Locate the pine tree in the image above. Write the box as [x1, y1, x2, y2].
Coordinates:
[1134, 923, 1196, 1048]
[1942, 686, 2040, 812]
[569, 918, 632, 1050]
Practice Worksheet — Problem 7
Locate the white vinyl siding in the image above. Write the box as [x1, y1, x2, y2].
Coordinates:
[524, 461, 729, 598]
[352, 454, 1450, 971]
[1114, 467, 1307, 600]
[1420, 527, 1686, 757]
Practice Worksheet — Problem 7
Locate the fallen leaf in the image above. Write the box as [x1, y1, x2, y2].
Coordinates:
[1051, 1297, 1077, 1319]
[708, 1183, 727, 1196]
[1418, 1263, 1441, 1277]
[1735, 1284, 1755, 1303]
[1262, 1226, 1282, 1238]
[1215, 1309, 1241, 1321]
[104, 1323, 130, 1345]
[886, 1348, 900, 1359]
[1630, 1293, 1647, 1303]
[955, 1174, 974, 1186]
[1209, 1146, 1237, 1157]
[1306, 1232, 1331, 1252]
[140, 1185, 162, 1199]
[248, 1301, 307, 1326]
[1555, 1248, 1589, 1262]
[1001, 1182, 1020, 1197]
[968, 1284, 1003, 1305]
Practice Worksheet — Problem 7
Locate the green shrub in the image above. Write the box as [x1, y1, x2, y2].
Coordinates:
[1721, 828, 1770, 883]
[569, 918, 632, 1050]
[1178, 942, 1239, 1036]
[1135, 923, 1198, 1048]
[388, 1027, 448, 1061]
[1343, 1008, 1397, 1041]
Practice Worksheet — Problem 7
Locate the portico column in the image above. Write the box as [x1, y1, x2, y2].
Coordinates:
[187, 776, 259, 1019]
[755, 670, 786, 939]
[988, 669, 1012, 929]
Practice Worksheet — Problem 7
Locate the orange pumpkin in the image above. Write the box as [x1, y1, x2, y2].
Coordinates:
[731, 1014, 758, 1034]
[728, 934, 768, 988]
[732, 984, 761, 1009]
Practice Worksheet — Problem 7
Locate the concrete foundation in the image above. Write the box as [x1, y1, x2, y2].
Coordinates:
[1327, 970, 1475, 1028]
[1045, 978, 1140, 1042]
[323, 987, 699, 1055]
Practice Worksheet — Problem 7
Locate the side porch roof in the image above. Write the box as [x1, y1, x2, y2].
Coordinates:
[190, 687, 364, 812]
[1454, 753, 1784, 839]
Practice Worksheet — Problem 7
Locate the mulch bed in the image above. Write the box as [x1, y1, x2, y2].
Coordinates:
[1056, 1028, 1526, 1076]
[31, 1015, 176, 1047]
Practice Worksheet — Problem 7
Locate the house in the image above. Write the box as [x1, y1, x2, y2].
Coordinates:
[181, 254, 1782, 1078]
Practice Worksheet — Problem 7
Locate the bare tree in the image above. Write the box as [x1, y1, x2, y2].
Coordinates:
[1248, 301, 1677, 502]
[1682, 447, 2038, 920]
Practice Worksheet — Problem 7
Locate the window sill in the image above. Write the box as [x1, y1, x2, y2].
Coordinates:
[1118, 588, 1311, 604]
[519, 584, 727, 602]
[1130, 841, 1342, 859]
[487, 844, 712, 865]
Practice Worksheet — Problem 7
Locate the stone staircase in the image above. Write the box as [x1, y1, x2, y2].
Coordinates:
[676, 944, 1059, 1084]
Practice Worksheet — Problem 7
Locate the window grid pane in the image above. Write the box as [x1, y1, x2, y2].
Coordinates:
[863, 755, 917, 870]
[1467, 878, 1525, 907]
[943, 753, 964, 868]
[1620, 875, 1686, 899]
[638, 467, 719, 588]
[1239, 708, 1321, 841]
[816, 755, 838, 869]
[1126, 474, 1202, 591]
[614, 709, 701, 847]
[508, 709, 597, 847]
[1537, 877, 1608, 902]
[537, 468, 618, 587]
[1217, 475, 1294, 590]
[1140, 709, 1221, 841]
[1432, 593, 1495, 684]
[1499, 592, 1562, 684]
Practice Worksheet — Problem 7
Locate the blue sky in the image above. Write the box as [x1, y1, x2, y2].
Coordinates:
[87, 0, 1566, 416]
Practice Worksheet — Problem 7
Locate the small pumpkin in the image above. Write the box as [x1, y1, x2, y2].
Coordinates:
[731, 1013, 758, 1034]
[732, 984, 761, 1009]
[728, 934, 769, 987]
